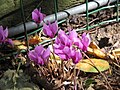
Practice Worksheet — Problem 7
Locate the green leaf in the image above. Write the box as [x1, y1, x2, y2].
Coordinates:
[76, 58, 110, 73]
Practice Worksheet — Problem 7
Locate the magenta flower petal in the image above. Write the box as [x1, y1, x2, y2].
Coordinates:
[0, 27, 4, 41]
[35, 45, 44, 56]
[28, 45, 50, 65]
[4, 28, 8, 38]
[63, 46, 71, 58]
[82, 32, 91, 46]
[43, 23, 53, 38]
[71, 50, 82, 64]
[39, 12, 45, 22]
[37, 56, 44, 65]
[6, 39, 13, 46]
[28, 50, 37, 62]
[42, 47, 50, 60]
[73, 37, 83, 49]
[54, 48, 63, 55]
[32, 8, 45, 23]
[69, 30, 78, 40]
[86, 33, 91, 45]
[43, 21, 58, 38]
[81, 32, 91, 52]
[0, 26, 11, 44]
[49, 21, 58, 36]
[58, 54, 67, 60]
[32, 11, 39, 22]
[0, 26, 3, 30]
[69, 30, 83, 49]
[58, 30, 71, 46]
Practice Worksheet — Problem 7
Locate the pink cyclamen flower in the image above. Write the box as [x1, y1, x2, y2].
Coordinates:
[28, 45, 50, 65]
[0, 26, 13, 45]
[81, 32, 91, 52]
[43, 21, 58, 38]
[71, 49, 82, 64]
[54, 29, 83, 64]
[69, 30, 83, 49]
[32, 8, 45, 23]
[54, 30, 72, 60]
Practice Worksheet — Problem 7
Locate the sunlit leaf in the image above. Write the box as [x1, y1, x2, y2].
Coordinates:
[13, 40, 27, 50]
[87, 41, 106, 59]
[29, 35, 42, 45]
[76, 58, 110, 73]
[50, 53, 61, 64]
[89, 41, 100, 49]
[87, 47, 106, 59]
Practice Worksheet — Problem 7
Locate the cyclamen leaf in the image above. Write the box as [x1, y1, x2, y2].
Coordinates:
[76, 58, 110, 73]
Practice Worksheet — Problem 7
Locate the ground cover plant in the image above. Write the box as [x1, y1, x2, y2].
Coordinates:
[0, 4, 120, 90]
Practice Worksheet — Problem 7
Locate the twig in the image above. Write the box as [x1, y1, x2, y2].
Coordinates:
[61, 60, 64, 82]
[74, 64, 77, 90]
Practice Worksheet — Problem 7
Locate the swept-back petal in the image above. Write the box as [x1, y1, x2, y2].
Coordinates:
[50, 21, 58, 35]
[35, 45, 44, 56]
[0, 26, 3, 30]
[71, 50, 82, 64]
[28, 50, 37, 62]
[86, 33, 91, 45]
[63, 46, 71, 58]
[33, 9, 39, 14]
[43, 23, 53, 38]
[54, 48, 63, 55]
[58, 30, 71, 46]
[4, 28, 8, 38]
[58, 53, 67, 60]
[32, 8, 45, 23]
[0, 28, 5, 41]
[39, 12, 45, 21]
[81, 32, 91, 51]
[73, 37, 83, 49]
[42, 47, 50, 60]
[37, 56, 44, 65]
[32, 11, 39, 22]
[69, 30, 78, 40]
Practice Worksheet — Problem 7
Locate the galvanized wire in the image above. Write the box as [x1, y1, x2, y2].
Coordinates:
[20, 0, 29, 52]
[116, 0, 119, 22]
[54, 0, 58, 20]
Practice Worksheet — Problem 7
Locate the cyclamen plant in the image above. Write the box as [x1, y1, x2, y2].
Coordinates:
[53, 29, 91, 90]
[32, 8, 58, 38]
[31, 8, 91, 90]
[32, 8, 45, 24]
[0, 26, 13, 45]
[28, 45, 50, 65]
[81, 32, 91, 52]
[43, 21, 58, 38]
[54, 29, 91, 64]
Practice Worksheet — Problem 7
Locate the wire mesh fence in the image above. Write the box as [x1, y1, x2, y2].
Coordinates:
[0, 0, 120, 60]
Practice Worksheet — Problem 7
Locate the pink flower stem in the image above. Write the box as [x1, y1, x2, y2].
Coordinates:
[74, 64, 77, 90]
[60, 60, 64, 82]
